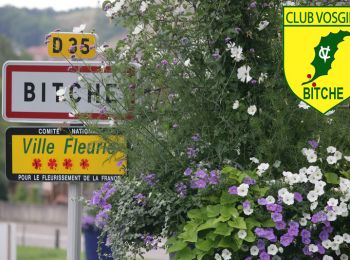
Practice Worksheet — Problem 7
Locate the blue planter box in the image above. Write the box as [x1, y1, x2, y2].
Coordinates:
[84, 228, 113, 260]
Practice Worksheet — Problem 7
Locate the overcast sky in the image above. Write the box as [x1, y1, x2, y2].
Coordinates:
[0, 0, 101, 11]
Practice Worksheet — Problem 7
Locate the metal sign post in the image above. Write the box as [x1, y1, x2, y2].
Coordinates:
[67, 183, 82, 260]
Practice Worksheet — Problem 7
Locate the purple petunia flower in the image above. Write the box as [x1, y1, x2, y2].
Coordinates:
[161, 59, 168, 65]
[175, 182, 187, 197]
[254, 228, 276, 241]
[228, 186, 238, 195]
[191, 133, 201, 142]
[257, 198, 267, 205]
[184, 168, 192, 176]
[317, 243, 325, 254]
[275, 221, 286, 230]
[259, 252, 270, 260]
[256, 239, 265, 251]
[302, 245, 312, 256]
[186, 147, 199, 158]
[249, 1, 257, 9]
[208, 170, 220, 185]
[271, 212, 283, 222]
[301, 229, 311, 238]
[191, 179, 206, 189]
[134, 193, 146, 205]
[243, 177, 256, 185]
[143, 173, 156, 187]
[195, 170, 207, 179]
[243, 200, 251, 209]
[280, 233, 294, 247]
[95, 209, 109, 228]
[311, 211, 327, 224]
[302, 237, 311, 245]
[319, 230, 329, 241]
[294, 192, 303, 202]
[308, 139, 319, 149]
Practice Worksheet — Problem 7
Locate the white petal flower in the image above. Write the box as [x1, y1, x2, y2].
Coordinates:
[232, 100, 239, 110]
[282, 192, 295, 205]
[237, 184, 249, 197]
[273, 160, 281, 168]
[298, 101, 310, 110]
[278, 188, 289, 198]
[257, 163, 269, 176]
[230, 46, 245, 62]
[343, 233, 350, 243]
[323, 255, 334, 260]
[106, 0, 125, 17]
[215, 253, 222, 260]
[258, 72, 268, 84]
[327, 211, 337, 221]
[309, 244, 318, 253]
[73, 24, 86, 33]
[173, 5, 185, 16]
[344, 156, 350, 162]
[335, 151, 343, 160]
[334, 235, 344, 244]
[250, 246, 259, 256]
[310, 201, 318, 211]
[307, 190, 318, 202]
[221, 249, 232, 260]
[247, 105, 257, 116]
[243, 207, 253, 215]
[238, 230, 247, 239]
[299, 218, 307, 226]
[282, 1, 296, 6]
[340, 254, 348, 260]
[327, 156, 337, 165]
[132, 23, 144, 35]
[257, 20, 269, 31]
[327, 146, 337, 154]
[250, 157, 259, 164]
[266, 196, 275, 204]
[327, 198, 339, 207]
[184, 58, 191, 67]
[237, 65, 252, 83]
[267, 244, 278, 255]
[325, 110, 335, 116]
[307, 153, 317, 163]
[322, 240, 332, 249]
[139, 1, 148, 12]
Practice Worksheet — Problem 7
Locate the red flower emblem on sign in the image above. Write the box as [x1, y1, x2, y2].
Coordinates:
[63, 159, 73, 170]
[80, 159, 89, 169]
[48, 158, 58, 170]
[32, 158, 42, 170]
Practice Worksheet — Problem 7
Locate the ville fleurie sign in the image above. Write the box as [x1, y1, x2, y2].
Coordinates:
[6, 127, 126, 182]
[2, 60, 128, 123]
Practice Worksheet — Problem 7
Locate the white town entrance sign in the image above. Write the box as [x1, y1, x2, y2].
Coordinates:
[2, 61, 127, 123]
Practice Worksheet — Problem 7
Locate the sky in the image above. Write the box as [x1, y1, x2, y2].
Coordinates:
[0, 0, 101, 11]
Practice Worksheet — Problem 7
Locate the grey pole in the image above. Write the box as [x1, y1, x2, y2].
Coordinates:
[67, 183, 82, 260]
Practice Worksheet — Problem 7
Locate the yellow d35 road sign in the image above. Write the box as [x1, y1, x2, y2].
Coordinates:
[47, 32, 97, 59]
[6, 127, 126, 182]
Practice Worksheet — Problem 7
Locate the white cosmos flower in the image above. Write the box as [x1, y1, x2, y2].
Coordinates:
[250, 246, 259, 256]
[273, 160, 281, 168]
[267, 244, 278, 255]
[237, 184, 249, 197]
[250, 157, 259, 164]
[257, 163, 269, 176]
[139, 1, 148, 12]
[298, 101, 310, 109]
[184, 58, 191, 67]
[307, 191, 318, 202]
[232, 100, 239, 110]
[257, 20, 269, 31]
[230, 46, 244, 62]
[258, 72, 268, 84]
[238, 230, 247, 239]
[344, 156, 350, 162]
[221, 249, 232, 260]
[106, 0, 125, 17]
[327, 146, 337, 153]
[132, 23, 144, 35]
[237, 65, 252, 83]
[173, 5, 185, 16]
[73, 24, 86, 33]
[327, 156, 337, 165]
[247, 105, 257, 116]
[327, 198, 339, 207]
[215, 253, 222, 260]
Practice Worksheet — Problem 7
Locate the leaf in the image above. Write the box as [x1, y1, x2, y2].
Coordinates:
[195, 239, 212, 251]
[214, 222, 233, 236]
[303, 30, 350, 85]
[220, 205, 239, 218]
[197, 218, 220, 231]
[167, 240, 188, 253]
[245, 218, 262, 229]
[261, 218, 275, 228]
[206, 205, 221, 217]
[228, 217, 247, 229]
[244, 230, 256, 242]
[188, 208, 206, 220]
[220, 191, 239, 205]
[173, 247, 194, 260]
[325, 172, 340, 184]
[178, 230, 198, 243]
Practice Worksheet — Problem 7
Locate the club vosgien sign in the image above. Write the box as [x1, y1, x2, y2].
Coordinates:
[284, 6, 350, 113]
[6, 127, 126, 182]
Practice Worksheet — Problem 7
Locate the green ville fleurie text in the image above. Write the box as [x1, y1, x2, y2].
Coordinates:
[23, 137, 115, 154]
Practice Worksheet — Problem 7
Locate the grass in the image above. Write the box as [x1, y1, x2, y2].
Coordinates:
[17, 246, 84, 260]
